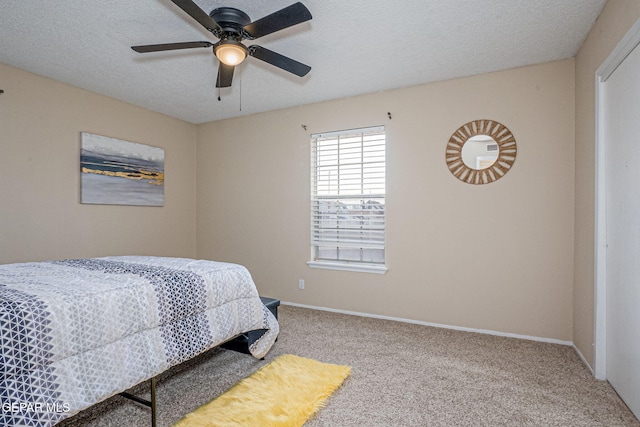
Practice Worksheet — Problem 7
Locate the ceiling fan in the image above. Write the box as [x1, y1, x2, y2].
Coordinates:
[132, 0, 312, 88]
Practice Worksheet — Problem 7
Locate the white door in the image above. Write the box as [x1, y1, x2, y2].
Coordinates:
[602, 39, 640, 419]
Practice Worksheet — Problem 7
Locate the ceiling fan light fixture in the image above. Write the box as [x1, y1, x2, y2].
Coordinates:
[215, 41, 247, 66]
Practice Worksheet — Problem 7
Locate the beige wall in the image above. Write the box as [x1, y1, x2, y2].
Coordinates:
[573, 1, 640, 368]
[197, 59, 576, 341]
[0, 63, 198, 264]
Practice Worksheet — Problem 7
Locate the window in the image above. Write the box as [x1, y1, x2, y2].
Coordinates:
[308, 126, 387, 273]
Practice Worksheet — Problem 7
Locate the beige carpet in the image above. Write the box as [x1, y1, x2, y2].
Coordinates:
[59, 305, 639, 426]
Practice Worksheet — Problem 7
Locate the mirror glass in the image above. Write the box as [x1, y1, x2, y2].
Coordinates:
[461, 135, 499, 170]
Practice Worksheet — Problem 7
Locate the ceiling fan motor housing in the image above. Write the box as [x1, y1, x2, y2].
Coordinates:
[209, 7, 251, 37]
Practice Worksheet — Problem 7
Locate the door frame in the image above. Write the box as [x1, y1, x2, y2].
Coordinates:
[594, 17, 640, 381]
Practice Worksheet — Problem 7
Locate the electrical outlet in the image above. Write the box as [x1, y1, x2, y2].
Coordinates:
[298, 279, 305, 290]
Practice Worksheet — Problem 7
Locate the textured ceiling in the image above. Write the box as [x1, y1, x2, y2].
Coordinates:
[0, 0, 606, 124]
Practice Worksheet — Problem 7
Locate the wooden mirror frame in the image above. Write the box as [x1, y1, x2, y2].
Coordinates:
[446, 119, 517, 185]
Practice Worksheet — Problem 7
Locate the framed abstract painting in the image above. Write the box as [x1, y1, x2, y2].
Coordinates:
[80, 132, 164, 206]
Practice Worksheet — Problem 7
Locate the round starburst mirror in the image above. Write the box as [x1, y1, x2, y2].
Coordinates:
[446, 119, 517, 185]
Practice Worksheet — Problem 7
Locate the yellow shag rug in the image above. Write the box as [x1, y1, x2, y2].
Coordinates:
[173, 354, 351, 427]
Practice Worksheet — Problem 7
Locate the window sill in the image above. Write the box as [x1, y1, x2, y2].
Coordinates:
[307, 261, 388, 274]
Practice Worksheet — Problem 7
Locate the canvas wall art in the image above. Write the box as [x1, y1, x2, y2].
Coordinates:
[80, 132, 164, 206]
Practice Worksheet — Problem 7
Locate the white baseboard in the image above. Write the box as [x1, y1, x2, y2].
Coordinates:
[573, 343, 596, 377]
[281, 301, 573, 346]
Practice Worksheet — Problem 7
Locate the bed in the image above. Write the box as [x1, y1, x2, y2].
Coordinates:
[0, 256, 279, 427]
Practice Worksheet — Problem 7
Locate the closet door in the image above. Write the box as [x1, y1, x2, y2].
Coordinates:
[603, 40, 640, 419]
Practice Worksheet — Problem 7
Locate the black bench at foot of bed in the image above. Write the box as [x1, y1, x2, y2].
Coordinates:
[221, 297, 280, 355]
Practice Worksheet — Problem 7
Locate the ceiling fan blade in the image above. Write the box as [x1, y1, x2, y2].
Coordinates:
[216, 63, 235, 88]
[248, 45, 311, 77]
[171, 0, 222, 34]
[243, 2, 312, 39]
[131, 41, 213, 53]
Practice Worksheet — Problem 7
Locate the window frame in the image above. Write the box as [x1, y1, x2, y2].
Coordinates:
[307, 125, 388, 274]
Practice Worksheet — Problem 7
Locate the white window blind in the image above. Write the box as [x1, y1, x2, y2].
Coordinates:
[310, 126, 386, 270]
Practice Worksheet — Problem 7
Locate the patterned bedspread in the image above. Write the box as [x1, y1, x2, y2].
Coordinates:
[0, 256, 279, 427]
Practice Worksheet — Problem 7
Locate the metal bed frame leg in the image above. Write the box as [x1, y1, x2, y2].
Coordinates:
[151, 376, 157, 427]
[119, 376, 157, 427]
